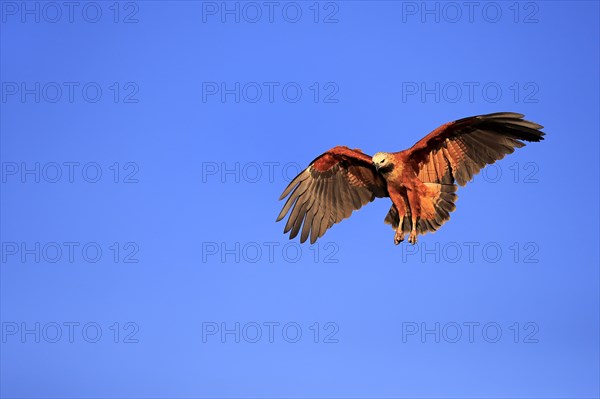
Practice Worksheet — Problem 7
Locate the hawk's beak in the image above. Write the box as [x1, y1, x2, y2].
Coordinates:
[373, 162, 379, 171]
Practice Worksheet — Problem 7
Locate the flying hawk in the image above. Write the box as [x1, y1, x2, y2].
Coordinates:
[276, 112, 545, 245]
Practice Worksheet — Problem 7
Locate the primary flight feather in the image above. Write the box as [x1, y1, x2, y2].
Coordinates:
[276, 112, 545, 245]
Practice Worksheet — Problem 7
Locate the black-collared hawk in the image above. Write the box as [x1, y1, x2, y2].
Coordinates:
[277, 112, 545, 245]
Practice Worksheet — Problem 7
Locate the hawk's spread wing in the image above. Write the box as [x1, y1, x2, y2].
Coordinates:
[405, 112, 545, 186]
[277, 146, 388, 243]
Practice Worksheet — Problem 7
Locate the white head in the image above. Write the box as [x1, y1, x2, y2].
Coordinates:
[372, 152, 393, 172]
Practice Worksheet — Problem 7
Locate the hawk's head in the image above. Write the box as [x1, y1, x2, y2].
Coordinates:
[372, 152, 394, 174]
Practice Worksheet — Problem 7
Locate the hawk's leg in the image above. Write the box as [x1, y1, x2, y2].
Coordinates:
[408, 217, 418, 245]
[406, 187, 421, 245]
[394, 215, 405, 245]
[389, 189, 409, 245]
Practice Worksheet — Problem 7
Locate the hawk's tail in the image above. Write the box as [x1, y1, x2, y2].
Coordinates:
[384, 184, 457, 234]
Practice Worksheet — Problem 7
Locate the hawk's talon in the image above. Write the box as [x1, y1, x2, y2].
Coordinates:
[394, 231, 405, 245]
[408, 231, 417, 245]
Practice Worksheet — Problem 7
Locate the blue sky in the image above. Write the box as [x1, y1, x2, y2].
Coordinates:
[1, 1, 599, 398]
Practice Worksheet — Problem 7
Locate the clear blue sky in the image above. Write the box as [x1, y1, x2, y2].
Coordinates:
[1, 1, 599, 398]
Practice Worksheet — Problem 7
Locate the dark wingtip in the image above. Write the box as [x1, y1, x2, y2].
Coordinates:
[479, 112, 546, 143]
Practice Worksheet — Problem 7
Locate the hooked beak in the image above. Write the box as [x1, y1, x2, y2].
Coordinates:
[373, 161, 380, 171]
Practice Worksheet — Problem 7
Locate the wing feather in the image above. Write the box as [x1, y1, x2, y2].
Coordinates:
[277, 146, 388, 243]
[300, 178, 322, 243]
[409, 113, 544, 186]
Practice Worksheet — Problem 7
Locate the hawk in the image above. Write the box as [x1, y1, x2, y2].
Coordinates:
[276, 112, 545, 245]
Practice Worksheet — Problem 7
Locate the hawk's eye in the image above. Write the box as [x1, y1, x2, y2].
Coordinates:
[381, 159, 385, 163]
